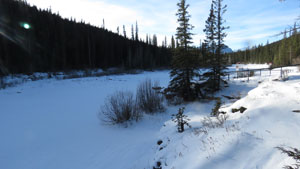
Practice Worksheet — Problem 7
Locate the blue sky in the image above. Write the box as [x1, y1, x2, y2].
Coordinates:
[26, 0, 299, 50]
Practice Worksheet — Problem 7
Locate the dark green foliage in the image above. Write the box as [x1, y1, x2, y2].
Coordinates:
[167, 47, 201, 101]
[175, 0, 194, 49]
[228, 32, 300, 66]
[277, 146, 300, 169]
[166, 0, 201, 102]
[204, 3, 216, 54]
[172, 107, 191, 133]
[203, 0, 229, 93]
[171, 36, 176, 49]
[0, 0, 172, 75]
[135, 21, 139, 41]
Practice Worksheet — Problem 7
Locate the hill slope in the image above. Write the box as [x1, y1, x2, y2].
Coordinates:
[0, 0, 171, 75]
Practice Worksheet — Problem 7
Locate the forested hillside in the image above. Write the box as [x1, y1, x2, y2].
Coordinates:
[228, 32, 300, 66]
[0, 0, 172, 75]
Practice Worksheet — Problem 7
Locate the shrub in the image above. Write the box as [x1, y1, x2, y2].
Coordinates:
[136, 79, 165, 114]
[101, 91, 141, 125]
[201, 115, 227, 129]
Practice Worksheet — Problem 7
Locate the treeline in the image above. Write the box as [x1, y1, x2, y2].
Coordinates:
[0, 0, 172, 76]
[228, 30, 300, 66]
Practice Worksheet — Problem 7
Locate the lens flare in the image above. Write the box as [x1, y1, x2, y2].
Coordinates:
[21, 23, 31, 29]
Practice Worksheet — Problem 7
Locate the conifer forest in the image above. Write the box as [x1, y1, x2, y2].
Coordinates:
[1, 0, 300, 169]
[0, 0, 171, 75]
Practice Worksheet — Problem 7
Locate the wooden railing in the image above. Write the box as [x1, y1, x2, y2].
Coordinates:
[223, 64, 300, 81]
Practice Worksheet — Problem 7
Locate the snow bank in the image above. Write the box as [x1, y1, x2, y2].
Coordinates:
[150, 66, 300, 169]
[1, 64, 299, 169]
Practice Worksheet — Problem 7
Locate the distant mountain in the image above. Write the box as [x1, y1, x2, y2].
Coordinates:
[222, 45, 233, 54]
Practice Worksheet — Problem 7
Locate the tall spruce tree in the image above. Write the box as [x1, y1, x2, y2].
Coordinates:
[171, 35, 176, 49]
[166, 0, 200, 101]
[153, 34, 158, 46]
[203, 0, 228, 92]
[123, 25, 127, 38]
[214, 0, 229, 90]
[131, 24, 134, 40]
[203, 2, 217, 92]
[135, 21, 139, 41]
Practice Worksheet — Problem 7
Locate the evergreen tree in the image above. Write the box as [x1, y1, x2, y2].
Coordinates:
[102, 19, 105, 29]
[146, 34, 149, 44]
[172, 107, 191, 133]
[203, 0, 228, 92]
[171, 35, 176, 49]
[203, 2, 217, 92]
[123, 25, 127, 38]
[164, 36, 167, 47]
[153, 34, 158, 46]
[175, 0, 194, 49]
[166, 0, 200, 101]
[293, 22, 298, 35]
[213, 0, 229, 90]
[135, 21, 139, 41]
[131, 24, 134, 40]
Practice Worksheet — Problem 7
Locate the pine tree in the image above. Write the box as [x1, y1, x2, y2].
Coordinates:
[171, 35, 176, 49]
[102, 19, 105, 29]
[166, 0, 200, 101]
[135, 21, 139, 41]
[146, 34, 149, 44]
[203, 0, 228, 92]
[204, 3, 216, 55]
[203, 2, 217, 92]
[164, 36, 167, 47]
[131, 24, 134, 40]
[175, 0, 194, 49]
[214, 0, 229, 90]
[123, 25, 127, 38]
[153, 34, 158, 46]
[171, 107, 191, 133]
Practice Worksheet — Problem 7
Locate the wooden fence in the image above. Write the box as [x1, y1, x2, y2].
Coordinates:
[223, 64, 300, 81]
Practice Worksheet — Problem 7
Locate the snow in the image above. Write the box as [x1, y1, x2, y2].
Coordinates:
[1, 65, 300, 169]
[227, 63, 271, 72]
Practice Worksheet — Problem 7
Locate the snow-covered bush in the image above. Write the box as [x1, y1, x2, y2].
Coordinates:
[136, 79, 165, 114]
[172, 107, 191, 133]
[101, 91, 141, 125]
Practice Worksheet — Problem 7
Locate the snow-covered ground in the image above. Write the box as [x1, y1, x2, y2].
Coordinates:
[1, 65, 299, 169]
